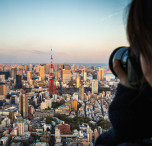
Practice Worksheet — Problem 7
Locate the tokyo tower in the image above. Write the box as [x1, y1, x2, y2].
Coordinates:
[48, 49, 58, 96]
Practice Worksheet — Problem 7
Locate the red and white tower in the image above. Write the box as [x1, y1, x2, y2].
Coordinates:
[48, 49, 58, 96]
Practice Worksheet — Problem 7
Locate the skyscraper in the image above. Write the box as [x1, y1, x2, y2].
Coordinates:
[0, 83, 7, 99]
[59, 64, 62, 69]
[54, 71, 61, 81]
[76, 76, 80, 88]
[27, 71, 32, 82]
[0, 75, 5, 82]
[11, 68, 17, 79]
[0, 64, 3, 71]
[92, 80, 98, 94]
[39, 66, 45, 81]
[54, 64, 58, 72]
[24, 65, 28, 71]
[79, 86, 84, 100]
[45, 64, 50, 74]
[19, 94, 28, 118]
[88, 129, 93, 142]
[63, 65, 71, 70]
[71, 100, 78, 111]
[35, 65, 40, 73]
[83, 71, 87, 81]
[29, 64, 33, 71]
[18, 68, 23, 79]
[97, 68, 104, 81]
[15, 75, 22, 89]
[94, 129, 99, 142]
[93, 74, 97, 80]
[62, 69, 71, 83]
[0, 72, 10, 80]
[17, 116, 24, 135]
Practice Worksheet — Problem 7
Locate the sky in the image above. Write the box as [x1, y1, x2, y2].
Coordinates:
[0, 0, 131, 64]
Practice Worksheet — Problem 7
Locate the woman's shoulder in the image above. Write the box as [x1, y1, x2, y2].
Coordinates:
[95, 128, 152, 146]
[118, 138, 152, 146]
[109, 82, 152, 111]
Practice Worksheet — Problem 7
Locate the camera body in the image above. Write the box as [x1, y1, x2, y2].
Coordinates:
[109, 47, 143, 88]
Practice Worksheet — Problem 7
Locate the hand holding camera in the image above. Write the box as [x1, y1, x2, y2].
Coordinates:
[109, 47, 143, 88]
[113, 59, 131, 88]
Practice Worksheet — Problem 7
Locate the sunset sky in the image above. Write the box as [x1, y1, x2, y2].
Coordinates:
[0, 0, 131, 64]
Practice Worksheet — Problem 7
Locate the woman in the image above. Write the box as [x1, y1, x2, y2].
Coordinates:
[95, 0, 152, 145]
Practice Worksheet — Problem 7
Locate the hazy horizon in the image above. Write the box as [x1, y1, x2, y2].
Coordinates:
[0, 62, 109, 65]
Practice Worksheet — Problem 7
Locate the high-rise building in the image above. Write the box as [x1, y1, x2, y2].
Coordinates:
[10, 95, 17, 104]
[18, 68, 23, 79]
[0, 72, 10, 80]
[75, 65, 78, 70]
[63, 64, 71, 70]
[45, 64, 50, 74]
[83, 71, 87, 81]
[54, 64, 58, 72]
[35, 65, 40, 73]
[97, 68, 104, 81]
[29, 64, 33, 71]
[15, 75, 22, 89]
[0, 75, 5, 82]
[76, 76, 80, 88]
[28, 105, 34, 115]
[24, 65, 28, 71]
[9, 111, 15, 124]
[0, 64, 3, 71]
[39, 66, 45, 81]
[94, 129, 99, 142]
[0, 83, 7, 99]
[11, 68, 17, 79]
[40, 99, 52, 110]
[17, 117, 24, 135]
[105, 76, 110, 81]
[27, 71, 32, 82]
[93, 74, 97, 80]
[54, 71, 61, 81]
[79, 86, 84, 100]
[92, 80, 98, 94]
[59, 64, 62, 69]
[71, 100, 78, 111]
[19, 94, 28, 118]
[62, 69, 71, 83]
[88, 129, 93, 142]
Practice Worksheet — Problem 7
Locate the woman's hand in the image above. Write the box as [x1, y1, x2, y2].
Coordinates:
[113, 59, 132, 88]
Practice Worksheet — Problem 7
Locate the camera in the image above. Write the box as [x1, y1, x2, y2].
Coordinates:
[109, 47, 143, 88]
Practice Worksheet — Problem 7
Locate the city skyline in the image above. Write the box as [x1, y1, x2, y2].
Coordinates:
[0, 0, 130, 63]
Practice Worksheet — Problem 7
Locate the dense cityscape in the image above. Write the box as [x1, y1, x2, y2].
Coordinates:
[0, 49, 120, 146]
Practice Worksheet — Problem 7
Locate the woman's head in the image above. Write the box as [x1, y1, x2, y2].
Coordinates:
[127, 0, 152, 86]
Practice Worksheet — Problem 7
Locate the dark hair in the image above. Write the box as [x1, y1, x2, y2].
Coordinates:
[127, 0, 152, 65]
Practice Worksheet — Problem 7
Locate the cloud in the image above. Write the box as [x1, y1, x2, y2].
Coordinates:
[31, 50, 48, 55]
[100, 10, 122, 23]
[108, 12, 119, 18]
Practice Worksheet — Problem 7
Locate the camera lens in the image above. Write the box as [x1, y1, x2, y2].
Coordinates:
[109, 46, 143, 88]
[109, 47, 129, 76]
